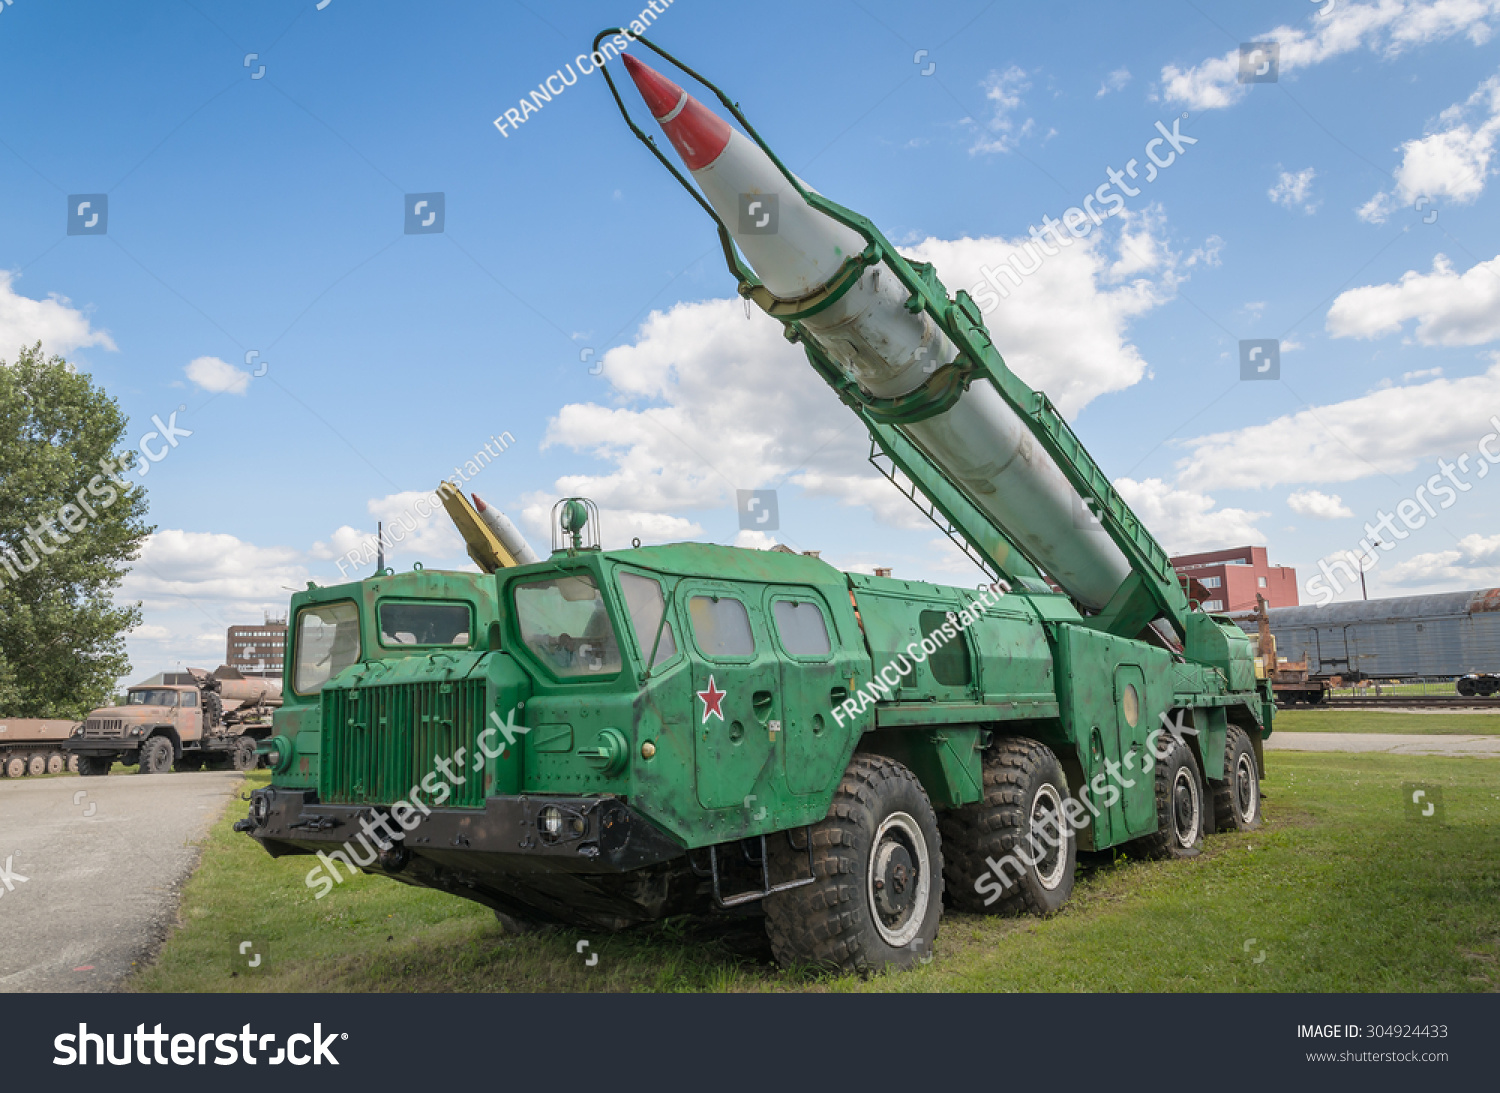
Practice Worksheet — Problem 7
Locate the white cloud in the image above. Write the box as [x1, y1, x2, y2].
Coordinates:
[1113, 477, 1268, 553]
[1359, 71, 1500, 222]
[1287, 488, 1355, 518]
[1326, 252, 1500, 345]
[1381, 532, 1500, 587]
[970, 66, 1035, 154]
[535, 220, 1193, 543]
[1096, 67, 1132, 97]
[1161, 1, 1500, 112]
[185, 355, 250, 395]
[1269, 167, 1320, 212]
[1176, 358, 1500, 489]
[0, 271, 116, 359]
[308, 490, 469, 568]
[121, 530, 310, 617]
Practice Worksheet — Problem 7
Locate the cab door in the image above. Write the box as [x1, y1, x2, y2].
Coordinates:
[766, 589, 848, 796]
[683, 582, 779, 810]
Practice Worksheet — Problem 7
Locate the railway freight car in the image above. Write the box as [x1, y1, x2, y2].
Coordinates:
[1235, 588, 1500, 692]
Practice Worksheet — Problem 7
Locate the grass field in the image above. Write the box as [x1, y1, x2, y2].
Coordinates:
[1274, 709, 1500, 735]
[130, 749, 1500, 994]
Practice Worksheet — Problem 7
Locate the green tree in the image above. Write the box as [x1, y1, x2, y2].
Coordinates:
[0, 344, 153, 717]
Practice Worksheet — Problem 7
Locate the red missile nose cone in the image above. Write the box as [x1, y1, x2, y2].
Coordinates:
[621, 53, 682, 118]
[620, 52, 731, 171]
[471, 492, 488, 512]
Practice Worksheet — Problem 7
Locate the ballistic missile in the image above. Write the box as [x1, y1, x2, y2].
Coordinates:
[472, 493, 541, 566]
[621, 55, 1132, 609]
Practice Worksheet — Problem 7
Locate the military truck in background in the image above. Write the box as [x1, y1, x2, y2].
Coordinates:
[0, 719, 81, 778]
[68, 667, 282, 775]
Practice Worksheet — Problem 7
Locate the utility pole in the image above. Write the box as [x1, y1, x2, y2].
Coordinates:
[1360, 537, 1383, 600]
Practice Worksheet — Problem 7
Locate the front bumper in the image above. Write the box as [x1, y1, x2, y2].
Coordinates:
[237, 786, 683, 874]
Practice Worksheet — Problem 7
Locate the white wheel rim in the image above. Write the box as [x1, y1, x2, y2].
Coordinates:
[1171, 766, 1200, 848]
[1234, 752, 1259, 824]
[1029, 782, 1070, 890]
[867, 811, 932, 948]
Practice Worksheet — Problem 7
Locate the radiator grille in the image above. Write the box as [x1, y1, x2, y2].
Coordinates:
[320, 679, 488, 808]
[83, 718, 125, 739]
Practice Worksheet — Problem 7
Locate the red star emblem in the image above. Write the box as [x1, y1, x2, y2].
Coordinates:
[697, 675, 727, 723]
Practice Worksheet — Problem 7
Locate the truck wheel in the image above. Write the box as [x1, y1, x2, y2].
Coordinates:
[67, 755, 80, 774]
[27, 754, 47, 776]
[46, 752, 66, 775]
[3, 755, 24, 778]
[1129, 736, 1205, 860]
[78, 756, 112, 777]
[764, 754, 942, 975]
[1212, 727, 1261, 833]
[1457, 677, 1477, 697]
[229, 737, 258, 772]
[138, 736, 174, 774]
[940, 737, 1076, 916]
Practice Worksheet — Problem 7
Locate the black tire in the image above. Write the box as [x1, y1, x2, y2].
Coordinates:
[1457, 677, 1477, 697]
[45, 752, 67, 775]
[764, 754, 943, 975]
[1212, 726, 1262, 832]
[26, 754, 46, 776]
[1129, 735, 1205, 859]
[137, 736, 174, 774]
[77, 755, 112, 777]
[2, 755, 24, 778]
[940, 737, 1077, 916]
[229, 736, 258, 772]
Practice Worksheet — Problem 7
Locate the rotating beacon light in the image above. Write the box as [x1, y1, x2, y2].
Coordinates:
[615, 51, 1131, 610]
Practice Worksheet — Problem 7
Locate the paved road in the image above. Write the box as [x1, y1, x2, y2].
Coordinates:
[0, 771, 243, 993]
[1266, 733, 1500, 756]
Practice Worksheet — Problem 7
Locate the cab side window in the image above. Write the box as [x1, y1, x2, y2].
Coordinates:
[688, 595, 754, 658]
[772, 599, 831, 657]
[181, 691, 198, 708]
[619, 572, 678, 667]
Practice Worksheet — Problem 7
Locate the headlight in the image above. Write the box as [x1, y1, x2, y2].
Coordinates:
[250, 791, 271, 824]
[539, 805, 563, 838]
[128, 726, 145, 737]
[70, 724, 84, 738]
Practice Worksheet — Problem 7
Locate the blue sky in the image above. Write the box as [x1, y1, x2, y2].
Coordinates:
[2, 0, 1499, 679]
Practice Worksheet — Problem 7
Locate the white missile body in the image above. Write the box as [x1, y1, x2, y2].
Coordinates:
[622, 56, 1131, 609]
[472, 493, 541, 566]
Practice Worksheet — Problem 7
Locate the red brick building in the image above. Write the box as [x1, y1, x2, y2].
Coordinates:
[1169, 546, 1298, 614]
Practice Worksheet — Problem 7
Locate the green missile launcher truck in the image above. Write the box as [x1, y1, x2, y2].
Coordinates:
[236, 39, 1271, 974]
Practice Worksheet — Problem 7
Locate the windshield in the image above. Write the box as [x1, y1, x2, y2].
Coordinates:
[294, 601, 362, 694]
[126, 689, 179, 707]
[513, 574, 621, 678]
[379, 602, 472, 646]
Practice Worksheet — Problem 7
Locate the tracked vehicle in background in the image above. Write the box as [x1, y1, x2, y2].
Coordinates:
[236, 37, 1270, 973]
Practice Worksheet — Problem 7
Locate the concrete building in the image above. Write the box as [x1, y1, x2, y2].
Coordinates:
[226, 613, 287, 678]
[1170, 546, 1298, 613]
